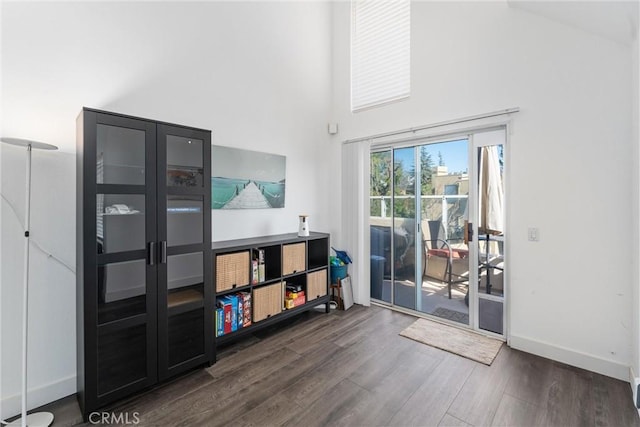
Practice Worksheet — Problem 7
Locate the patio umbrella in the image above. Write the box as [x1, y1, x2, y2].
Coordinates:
[478, 145, 503, 236]
[478, 145, 503, 294]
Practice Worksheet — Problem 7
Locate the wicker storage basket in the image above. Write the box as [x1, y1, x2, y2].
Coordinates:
[252, 282, 283, 322]
[216, 251, 250, 292]
[282, 242, 306, 275]
[307, 269, 328, 301]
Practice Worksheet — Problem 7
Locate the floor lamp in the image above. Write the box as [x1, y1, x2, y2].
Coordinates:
[1, 138, 57, 427]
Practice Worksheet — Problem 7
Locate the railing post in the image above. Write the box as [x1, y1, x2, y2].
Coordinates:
[442, 195, 448, 240]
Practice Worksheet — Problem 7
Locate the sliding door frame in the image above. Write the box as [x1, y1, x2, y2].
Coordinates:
[468, 128, 509, 340]
[369, 120, 511, 342]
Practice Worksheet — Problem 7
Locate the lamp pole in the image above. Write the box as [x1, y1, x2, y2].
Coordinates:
[1, 138, 57, 427]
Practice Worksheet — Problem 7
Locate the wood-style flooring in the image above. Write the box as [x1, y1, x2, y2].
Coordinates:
[38, 304, 640, 426]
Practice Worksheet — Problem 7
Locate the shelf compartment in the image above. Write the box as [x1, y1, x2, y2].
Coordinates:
[282, 242, 306, 275]
[216, 251, 250, 292]
[98, 295, 146, 326]
[97, 194, 146, 254]
[168, 288, 203, 309]
[252, 282, 283, 323]
[283, 273, 307, 310]
[308, 238, 329, 270]
[168, 252, 203, 290]
[166, 133, 204, 188]
[215, 291, 252, 337]
[261, 245, 282, 281]
[307, 269, 328, 302]
[96, 123, 146, 186]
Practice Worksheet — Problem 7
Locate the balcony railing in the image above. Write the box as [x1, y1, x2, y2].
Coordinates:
[370, 194, 468, 242]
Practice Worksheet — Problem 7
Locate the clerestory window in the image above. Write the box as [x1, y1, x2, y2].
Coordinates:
[351, 0, 411, 112]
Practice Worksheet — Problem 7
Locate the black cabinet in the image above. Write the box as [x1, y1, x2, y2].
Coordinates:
[76, 108, 212, 418]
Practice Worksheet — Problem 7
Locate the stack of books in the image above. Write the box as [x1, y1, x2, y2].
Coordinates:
[252, 249, 265, 284]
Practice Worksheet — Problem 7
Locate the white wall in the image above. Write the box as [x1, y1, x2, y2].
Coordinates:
[1, 145, 76, 418]
[334, 1, 634, 380]
[1, 1, 335, 417]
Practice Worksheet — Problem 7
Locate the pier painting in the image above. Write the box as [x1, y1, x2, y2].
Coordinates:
[212, 146, 286, 209]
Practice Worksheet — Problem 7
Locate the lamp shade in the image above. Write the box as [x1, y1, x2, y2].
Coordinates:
[1, 137, 58, 151]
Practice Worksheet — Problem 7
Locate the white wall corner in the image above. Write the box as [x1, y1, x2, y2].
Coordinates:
[510, 334, 630, 382]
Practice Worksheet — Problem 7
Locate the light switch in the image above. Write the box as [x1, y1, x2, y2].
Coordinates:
[528, 227, 539, 242]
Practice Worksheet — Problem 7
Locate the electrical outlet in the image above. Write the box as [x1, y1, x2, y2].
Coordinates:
[528, 227, 539, 242]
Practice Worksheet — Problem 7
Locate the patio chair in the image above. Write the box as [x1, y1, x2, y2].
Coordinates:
[421, 220, 469, 299]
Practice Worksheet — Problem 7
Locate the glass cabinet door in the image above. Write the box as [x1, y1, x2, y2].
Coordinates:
[97, 124, 146, 185]
[167, 195, 204, 246]
[92, 112, 158, 401]
[156, 124, 211, 379]
[166, 135, 204, 188]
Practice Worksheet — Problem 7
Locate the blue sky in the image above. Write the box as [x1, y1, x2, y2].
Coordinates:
[394, 138, 468, 174]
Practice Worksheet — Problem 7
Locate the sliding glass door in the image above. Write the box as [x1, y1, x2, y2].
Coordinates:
[369, 128, 506, 337]
[471, 130, 506, 335]
[392, 147, 417, 310]
[417, 140, 470, 324]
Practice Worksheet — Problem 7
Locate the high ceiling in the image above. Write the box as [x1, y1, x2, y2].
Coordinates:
[508, 0, 639, 46]
[1, 1, 638, 153]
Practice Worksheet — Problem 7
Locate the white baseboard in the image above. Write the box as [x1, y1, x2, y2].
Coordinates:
[630, 366, 640, 409]
[0, 375, 76, 420]
[510, 334, 629, 381]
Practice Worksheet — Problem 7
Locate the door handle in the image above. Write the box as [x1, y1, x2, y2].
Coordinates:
[160, 241, 167, 264]
[148, 242, 156, 265]
[466, 222, 473, 243]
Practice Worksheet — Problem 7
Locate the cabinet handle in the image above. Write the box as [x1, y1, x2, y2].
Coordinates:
[160, 241, 167, 264]
[148, 242, 156, 265]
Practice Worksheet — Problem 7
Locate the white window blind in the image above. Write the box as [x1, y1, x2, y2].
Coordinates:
[351, 0, 410, 112]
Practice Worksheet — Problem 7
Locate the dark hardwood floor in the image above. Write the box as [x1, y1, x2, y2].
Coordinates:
[38, 304, 640, 426]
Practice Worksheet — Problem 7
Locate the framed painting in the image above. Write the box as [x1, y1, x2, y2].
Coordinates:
[211, 145, 286, 209]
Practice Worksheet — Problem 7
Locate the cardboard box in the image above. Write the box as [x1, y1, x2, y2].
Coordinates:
[285, 291, 306, 309]
[215, 307, 224, 337]
[240, 291, 252, 327]
[236, 294, 243, 329]
[285, 290, 305, 300]
[293, 294, 306, 307]
[216, 298, 232, 334]
[252, 260, 259, 284]
[221, 295, 238, 332]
